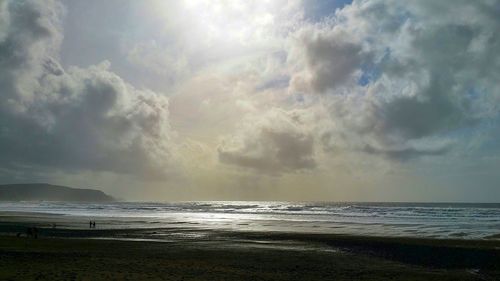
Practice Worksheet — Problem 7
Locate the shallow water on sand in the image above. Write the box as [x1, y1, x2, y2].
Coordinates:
[0, 201, 499, 239]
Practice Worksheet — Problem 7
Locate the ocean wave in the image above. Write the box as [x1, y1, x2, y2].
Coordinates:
[1, 201, 499, 239]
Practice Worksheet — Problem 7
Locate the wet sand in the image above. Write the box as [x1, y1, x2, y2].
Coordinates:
[0, 229, 499, 280]
[0, 212, 499, 280]
[0, 235, 498, 281]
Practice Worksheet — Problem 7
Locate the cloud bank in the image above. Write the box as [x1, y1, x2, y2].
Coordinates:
[218, 109, 316, 175]
[0, 0, 175, 178]
[302, 0, 498, 155]
[218, 0, 500, 173]
[2, 0, 500, 195]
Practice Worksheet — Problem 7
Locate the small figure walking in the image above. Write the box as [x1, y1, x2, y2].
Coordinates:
[89, 220, 92, 229]
[92, 221, 96, 228]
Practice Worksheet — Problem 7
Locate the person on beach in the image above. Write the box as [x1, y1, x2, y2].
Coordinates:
[89, 220, 92, 228]
[93, 221, 96, 228]
[25, 227, 38, 238]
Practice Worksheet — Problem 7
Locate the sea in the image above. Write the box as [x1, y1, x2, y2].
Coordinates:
[0, 201, 499, 239]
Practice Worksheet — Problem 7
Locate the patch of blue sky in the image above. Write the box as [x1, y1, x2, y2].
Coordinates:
[295, 93, 305, 103]
[289, 92, 320, 107]
[368, 7, 412, 34]
[391, 10, 413, 29]
[358, 63, 379, 86]
[441, 114, 500, 153]
[358, 48, 390, 86]
[445, 123, 485, 139]
[473, 118, 500, 152]
[464, 86, 482, 101]
[303, 0, 353, 22]
[255, 75, 290, 92]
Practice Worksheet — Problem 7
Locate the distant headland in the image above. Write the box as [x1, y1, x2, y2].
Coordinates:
[0, 183, 115, 202]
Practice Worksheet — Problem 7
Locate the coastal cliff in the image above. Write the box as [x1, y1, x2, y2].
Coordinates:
[0, 183, 114, 202]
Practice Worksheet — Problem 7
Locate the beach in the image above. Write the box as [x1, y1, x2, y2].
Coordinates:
[2, 0, 500, 279]
[1, 234, 499, 281]
[0, 203, 499, 280]
[0, 222, 499, 280]
[1, 201, 499, 239]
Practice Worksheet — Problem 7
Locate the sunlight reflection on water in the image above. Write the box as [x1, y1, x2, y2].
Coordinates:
[1, 201, 499, 239]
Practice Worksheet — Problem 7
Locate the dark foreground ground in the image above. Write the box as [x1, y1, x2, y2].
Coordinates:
[0, 229, 499, 281]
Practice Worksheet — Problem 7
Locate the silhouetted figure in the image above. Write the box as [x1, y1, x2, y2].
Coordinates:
[26, 227, 33, 238]
[92, 221, 96, 228]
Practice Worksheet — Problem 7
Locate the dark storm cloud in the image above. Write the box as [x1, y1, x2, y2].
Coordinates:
[362, 143, 450, 161]
[0, 0, 175, 178]
[291, 0, 500, 160]
[291, 28, 371, 93]
[218, 109, 316, 175]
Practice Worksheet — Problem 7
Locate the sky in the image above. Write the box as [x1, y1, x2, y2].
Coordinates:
[1, 0, 500, 202]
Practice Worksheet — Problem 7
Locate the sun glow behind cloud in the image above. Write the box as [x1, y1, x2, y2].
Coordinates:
[150, 0, 297, 69]
[1, 0, 500, 202]
[182, 0, 277, 45]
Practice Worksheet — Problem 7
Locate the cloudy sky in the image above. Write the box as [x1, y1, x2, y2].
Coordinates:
[1, 0, 500, 202]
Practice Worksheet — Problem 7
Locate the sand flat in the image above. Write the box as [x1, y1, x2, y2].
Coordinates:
[0, 210, 499, 280]
[0, 229, 499, 280]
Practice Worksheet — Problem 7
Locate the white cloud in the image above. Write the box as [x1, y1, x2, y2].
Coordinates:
[217, 0, 500, 175]
[126, 40, 189, 81]
[0, 0, 176, 179]
[3, 0, 500, 187]
[288, 0, 500, 160]
[289, 24, 372, 93]
[218, 108, 316, 175]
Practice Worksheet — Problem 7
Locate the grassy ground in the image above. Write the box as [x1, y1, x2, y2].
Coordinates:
[0, 235, 497, 281]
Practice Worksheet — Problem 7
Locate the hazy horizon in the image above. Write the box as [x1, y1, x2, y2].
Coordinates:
[1, 182, 498, 204]
[1, 0, 500, 202]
